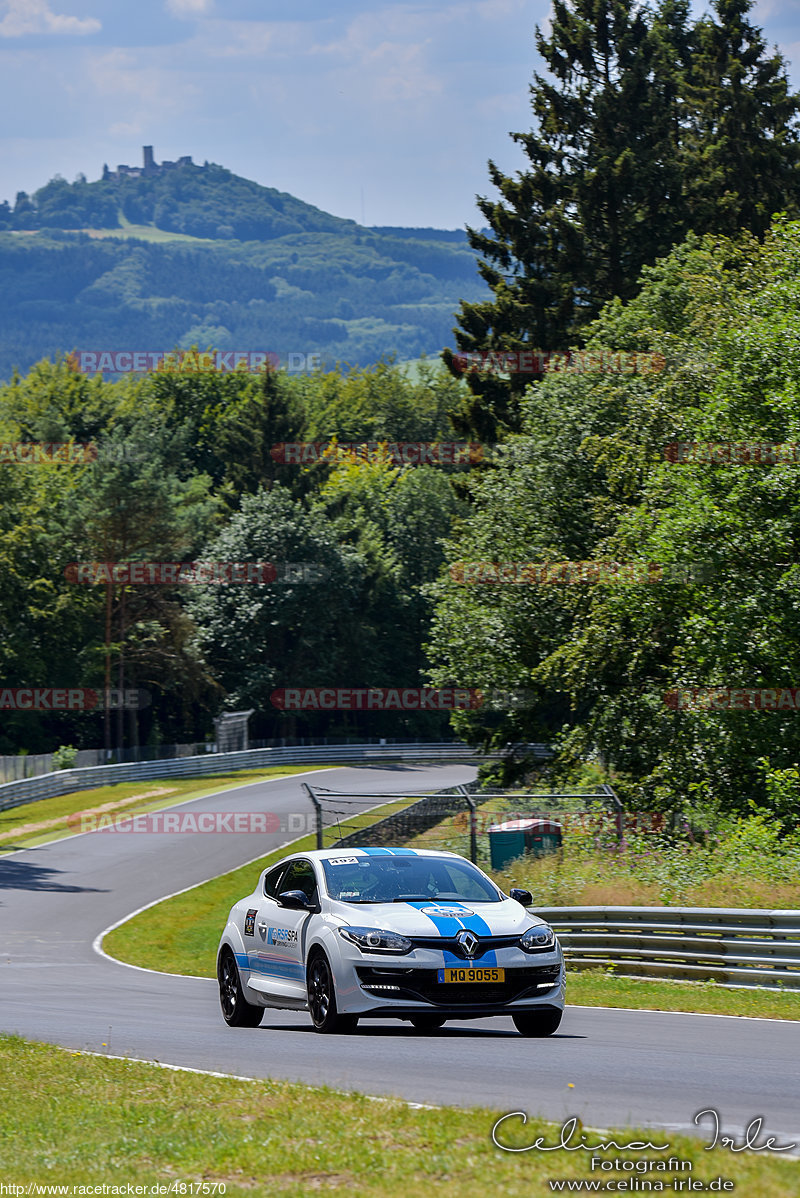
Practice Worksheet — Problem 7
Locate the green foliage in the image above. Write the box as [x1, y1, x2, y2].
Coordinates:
[495, 813, 800, 906]
[760, 759, 800, 829]
[427, 217, 800, 810]
[51, 745, 77, 770]
[0, 355, 469, 750]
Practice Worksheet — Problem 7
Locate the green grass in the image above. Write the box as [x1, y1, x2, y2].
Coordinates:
[89, 214, 218, 243]
[103, 797, 420, 975]
[568, 969, 800, 1020]
[1, 1034, 797, 1197]
[0, 765, 336, 854]
[407, 800, 800, 909]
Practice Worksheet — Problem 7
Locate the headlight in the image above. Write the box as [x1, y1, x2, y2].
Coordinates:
[520, 924, 556, 953]
[338, 926, 412, 954]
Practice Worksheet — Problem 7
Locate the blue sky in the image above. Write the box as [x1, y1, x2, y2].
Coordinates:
[1, 0, 798, 229]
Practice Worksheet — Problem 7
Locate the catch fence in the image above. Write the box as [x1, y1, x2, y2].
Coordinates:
[308, 781, 625, 863]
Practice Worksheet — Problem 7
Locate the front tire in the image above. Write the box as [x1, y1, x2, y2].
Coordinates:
[307, 951, 358, 1034]
[512, 1009, 562, 1037]
[218, 948, 264, 1028]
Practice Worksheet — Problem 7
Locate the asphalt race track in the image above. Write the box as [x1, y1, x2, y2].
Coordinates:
[1, 763, 798, 1145]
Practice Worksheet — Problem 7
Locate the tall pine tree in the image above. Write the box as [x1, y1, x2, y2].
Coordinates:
[683, 0, 800, 236]
[448, 0, 800, 440]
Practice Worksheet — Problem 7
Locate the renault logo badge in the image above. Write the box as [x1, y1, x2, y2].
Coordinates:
[456, 930, 479, 958]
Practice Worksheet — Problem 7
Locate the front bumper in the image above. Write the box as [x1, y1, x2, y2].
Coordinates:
[332, 943, 566, 1015]
[356, 962, 561, 1005]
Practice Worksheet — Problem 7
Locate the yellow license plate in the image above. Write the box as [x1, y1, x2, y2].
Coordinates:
[437, 967, 505, 983]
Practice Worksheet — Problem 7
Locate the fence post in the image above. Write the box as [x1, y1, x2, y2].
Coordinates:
[459, 786, 477, 862]
[601, 783, 624, 844]
[304, 783, 324, 849]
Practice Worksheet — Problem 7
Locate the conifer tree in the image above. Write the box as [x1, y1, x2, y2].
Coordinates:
[683, 0, 800, 236]
[448, 0, 800, 440]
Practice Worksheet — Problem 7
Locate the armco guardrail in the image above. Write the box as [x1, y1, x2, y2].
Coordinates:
[537, 906, 800, 991]
[0, 742, 550, 813]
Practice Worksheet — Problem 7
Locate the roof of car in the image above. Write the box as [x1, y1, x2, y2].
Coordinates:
[286, 847, 461, 862]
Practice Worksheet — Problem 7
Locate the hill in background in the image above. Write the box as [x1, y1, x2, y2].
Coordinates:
[0, 150, 487, 380]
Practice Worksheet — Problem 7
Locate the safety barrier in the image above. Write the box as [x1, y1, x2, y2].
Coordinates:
[536, 905, 800, 991]
[0, 741, 550, 812]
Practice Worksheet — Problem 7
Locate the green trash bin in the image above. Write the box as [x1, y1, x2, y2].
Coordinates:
[488, 817, 563, 870]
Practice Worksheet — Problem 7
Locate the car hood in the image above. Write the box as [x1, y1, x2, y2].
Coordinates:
[329, 898, 547, 936]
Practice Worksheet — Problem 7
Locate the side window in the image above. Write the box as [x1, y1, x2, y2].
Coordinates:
[264, 864, 287, 898]
[282, 860, 318, 902]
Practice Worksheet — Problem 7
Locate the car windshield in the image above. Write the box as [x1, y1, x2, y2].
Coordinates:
[321, 854, 502, 904]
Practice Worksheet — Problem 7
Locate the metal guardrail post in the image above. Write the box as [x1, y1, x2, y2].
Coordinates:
[535, 905, 800, 991]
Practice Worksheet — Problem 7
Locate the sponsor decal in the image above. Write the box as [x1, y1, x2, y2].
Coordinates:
[244, 909, 257, 937]
[420, 906, 473, 918]
[267, 926, 298, 946]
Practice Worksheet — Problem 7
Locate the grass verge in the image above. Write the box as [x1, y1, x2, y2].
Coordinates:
[0, 765, 336, 854]
[102, 797, 419, 976]
[567, 969, 800, 1020]
[1, 1034, 797, 1197]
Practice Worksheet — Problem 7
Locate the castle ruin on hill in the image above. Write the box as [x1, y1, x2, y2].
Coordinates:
[102, 146, 199, 181]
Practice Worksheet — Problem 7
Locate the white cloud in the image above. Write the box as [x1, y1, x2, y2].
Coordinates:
[0, 0, 100, 37]
[165, 0, 212, 17]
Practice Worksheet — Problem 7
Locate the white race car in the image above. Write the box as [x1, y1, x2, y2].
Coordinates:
[217, 847, 565, 1035]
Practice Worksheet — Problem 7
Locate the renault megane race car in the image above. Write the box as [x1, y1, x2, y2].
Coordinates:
[216, 847, 565, 1035]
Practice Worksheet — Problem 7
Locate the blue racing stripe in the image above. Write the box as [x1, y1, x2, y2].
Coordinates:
[408, 901, 498, 966]
[236, 950, 305, 981]
[250, 952, 305, 981]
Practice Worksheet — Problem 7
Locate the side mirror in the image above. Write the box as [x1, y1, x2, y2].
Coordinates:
[509, 888, 533, 907]
[277, 889, 315, 911]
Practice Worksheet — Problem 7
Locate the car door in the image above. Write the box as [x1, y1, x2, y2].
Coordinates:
[245, 858, 317, 1007]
